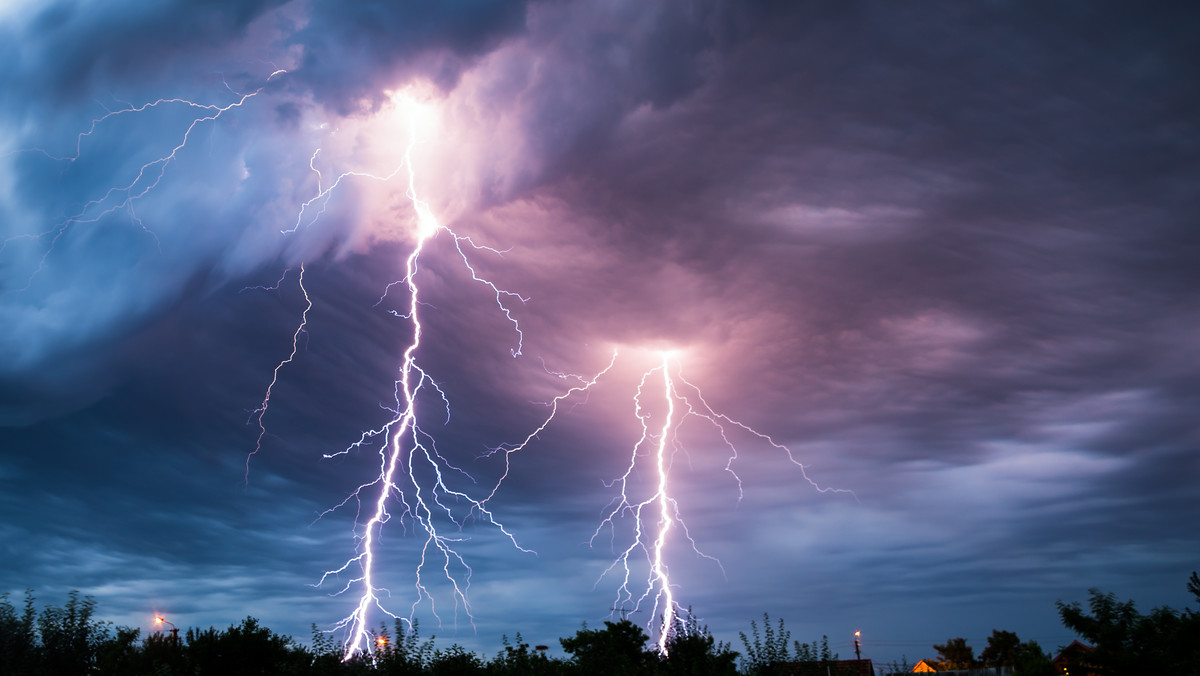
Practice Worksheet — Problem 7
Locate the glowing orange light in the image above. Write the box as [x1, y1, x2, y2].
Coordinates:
[155, 616, 165, 624]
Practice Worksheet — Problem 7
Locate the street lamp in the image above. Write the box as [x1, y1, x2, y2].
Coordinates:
[854, 630, 862, 661]
[155, 615, 179, 642]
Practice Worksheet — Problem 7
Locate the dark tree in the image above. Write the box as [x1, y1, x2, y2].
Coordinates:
[37, 590, 116, 675]
[0, 590, 38, 675]
[138, 631, 187, 674]
[371, 620, 435, 676]
[307, 623, 351, 676]
[487, 633, 563, 676]
[793, 635, 836, 663]
[560, 620, 656, 676]
[0, 590, 146, 676]
[185, 616, 310, 675]
[428, 644, 484, 676]
[738, 613, 793, 675]
[978, 629, 1020, 667]
[932, 637, 974, 670]
[660, 611, 738, 676]
[1056, 571, 1200, 676]
[93, 625, 142, 675]
[1011, 640, 1055, 676]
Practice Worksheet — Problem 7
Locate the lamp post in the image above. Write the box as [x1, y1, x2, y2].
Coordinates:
[854, 630, 862, 661]
[155, 616, 179, 642]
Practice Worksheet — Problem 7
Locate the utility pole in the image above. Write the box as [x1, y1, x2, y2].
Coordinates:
[854, 630, 862, 661]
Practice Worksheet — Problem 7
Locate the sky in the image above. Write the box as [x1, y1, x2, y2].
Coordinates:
[1, 0, 1198, 667]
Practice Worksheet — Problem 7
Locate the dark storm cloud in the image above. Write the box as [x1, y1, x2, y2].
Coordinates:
[2, 0, 1198, 663]
[0, 0, 286, 107]
[468, 0, 1200, 648]
[292, 0, 531, 111]
[527, 0, 1200, 429]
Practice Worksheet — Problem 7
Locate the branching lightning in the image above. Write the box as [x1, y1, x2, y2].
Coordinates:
[8, 62, 855, 663]
[481, 348, 852, 656]
[258, 94, 533, 659]
[587, 352, 854, 654]
[479, 351, 621, 506]
[1, 70, 286, 289]
[243, 264, 312, 482]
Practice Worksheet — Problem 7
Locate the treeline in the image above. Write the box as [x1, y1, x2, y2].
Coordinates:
[882, 571, 1200, 676]
[3, 572, 1198, 676]
[0, 595, 744, 676]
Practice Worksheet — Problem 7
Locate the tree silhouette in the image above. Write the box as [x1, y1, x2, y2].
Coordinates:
[738, 613, 792, 674]
[487, 633, 562, 676]
[978, 629, 1020, 667]
[1011, 640, 1054, 676]
[0, 590, 39, 675]
[932, 637, 974, 670]
[1056, 571, 1200, 676]
[560, 619, 656, 676]
[660, 611, 738, 676]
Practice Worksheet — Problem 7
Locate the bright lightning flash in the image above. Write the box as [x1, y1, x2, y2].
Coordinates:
[276, 93, 531, 660]
[482, 347, 852, 656]
[591, 351, 854, 655]
[10, 69, 854, 664]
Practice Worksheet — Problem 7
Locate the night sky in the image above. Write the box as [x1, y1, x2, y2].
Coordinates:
[2, 0, 1198, 666]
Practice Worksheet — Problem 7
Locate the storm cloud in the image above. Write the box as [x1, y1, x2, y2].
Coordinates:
[2, 0, 1198, 664]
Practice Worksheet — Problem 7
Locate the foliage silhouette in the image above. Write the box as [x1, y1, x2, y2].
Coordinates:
[11, 579, 1195, 675]
[792, 634, 835, 664]
[0, 589, 39, 674]
[660, 611, 738, 676]
[1056, 571, 1200, 676]
[487, 632, 562, 675]
[932, 636, 974, 670]
[738, 612, 791, 674]
[737, 614, 836, 675]
[1, 590, 124, 676]
[559, 619, 657, 675]
[367, 620, 436, 675]
[950, 629, 1054, 676]
[188, 616, 310, 675]
[978, 629, 1020, 667]
[1011, 639, 1055, 676]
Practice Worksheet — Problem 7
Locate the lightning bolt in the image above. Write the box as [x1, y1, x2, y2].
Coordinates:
[10, 64, 855, 662]
[479, 347, 852, 656]
[265, 93, 532, 659]
[588, 352, 854, 655]
[5, 68, 541, 657]
[243, 264, 311, 483]
[479, 350, 621, 506]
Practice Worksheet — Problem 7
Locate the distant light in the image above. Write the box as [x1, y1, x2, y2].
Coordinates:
[155, 617, 165, 624]
[854, 630, 861, 637]
[376, 636, 387, 646]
